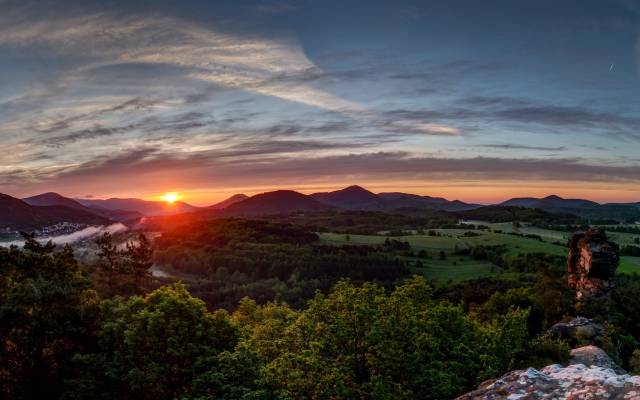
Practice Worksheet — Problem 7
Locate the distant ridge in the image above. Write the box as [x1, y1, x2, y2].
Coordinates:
[377, 192, 479, 211]
[208, 194, 249, 210]
[1, 193, 111, 230]
[500, 195, 640, 221]
[501, 195, 599, 209]
[24, 192, 142, 222]
[77, 197, 200, 216]
[309, 186, 479, 212]
[222, 190, 331, 216]
[24, 192, 89, 211]
[311, 185, 385, 210]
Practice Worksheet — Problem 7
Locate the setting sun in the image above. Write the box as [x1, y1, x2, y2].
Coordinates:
[163, 192, 179, 203]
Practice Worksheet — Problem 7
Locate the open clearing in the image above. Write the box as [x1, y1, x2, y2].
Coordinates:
[320, 225, 639, 282]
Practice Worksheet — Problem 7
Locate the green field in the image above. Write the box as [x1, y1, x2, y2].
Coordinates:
[320, 224, 639, 282]
[320, 230, 566, 256]
[619, 257, 640, 275]
[319, 229, 566, 282]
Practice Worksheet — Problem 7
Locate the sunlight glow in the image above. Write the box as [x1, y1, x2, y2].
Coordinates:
[163, 192, 179, 203]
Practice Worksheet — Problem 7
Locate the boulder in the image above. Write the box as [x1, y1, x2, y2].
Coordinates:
[546, 317, 604, 344]
[569, 345, 625, 373]
[457, 346, 637, 400]
[567, 228, 619, 301]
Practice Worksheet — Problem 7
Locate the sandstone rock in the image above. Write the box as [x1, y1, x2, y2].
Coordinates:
[457, 347, 638, 400]
[546, 317, 604, 344]
[569, 345, 625, 373]
[567, 228, 619, 301]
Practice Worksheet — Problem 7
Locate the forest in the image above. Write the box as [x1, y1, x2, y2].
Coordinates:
[3, 217, 640, 399]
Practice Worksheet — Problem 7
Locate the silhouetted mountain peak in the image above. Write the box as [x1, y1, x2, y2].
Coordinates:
[208, 194, 249, 210]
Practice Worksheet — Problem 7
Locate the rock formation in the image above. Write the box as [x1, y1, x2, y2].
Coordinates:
[457, 346, 638, 399]
[567, 228, 619, 302]
[547, 317, 604, 344]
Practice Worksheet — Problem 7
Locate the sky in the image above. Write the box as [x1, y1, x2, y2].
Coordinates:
[1, 0, 639, 205]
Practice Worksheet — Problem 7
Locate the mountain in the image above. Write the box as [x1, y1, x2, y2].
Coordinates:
[378, 192, 480, 211]
[606, 202, 640, 208]
[24, 192, 143, 222]
[501, 195, 599, 209]
[0, 193, 111, 231]
[311, 185, 385, 210]
[77, 198, 201, 216]
[23, 192, 88, 211]
[207, 194, 249, 210]
[500, 195, 640, 221]
[309, 186, 480, 212]
[223, 190, 331, 216]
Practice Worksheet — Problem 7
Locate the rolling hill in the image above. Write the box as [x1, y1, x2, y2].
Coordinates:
[208, 194, 249, 210]
[309, 185, 480, 212]
[0, 193, 111, 231]
[311, 185, 386, 210]
[77, 197, 201, 216]
[222, 190, 332, 216]
[500, 195, 640, 221]
[501, 195, 599, 209]
[24, 192, 143, 222]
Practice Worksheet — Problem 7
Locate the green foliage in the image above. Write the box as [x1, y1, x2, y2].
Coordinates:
[0, 234, 98, 400]
[238, 277, 534, 399]
[65, 284, 238, 400]
[155, 220, 411, 309]
[93, 232, 153, 296]
[630, 349, 640, 374]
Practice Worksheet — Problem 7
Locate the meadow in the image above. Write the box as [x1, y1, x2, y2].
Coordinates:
[319, 224, 640, 282]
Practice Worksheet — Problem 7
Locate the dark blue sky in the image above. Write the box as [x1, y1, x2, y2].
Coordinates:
[1, 0, 639, 203]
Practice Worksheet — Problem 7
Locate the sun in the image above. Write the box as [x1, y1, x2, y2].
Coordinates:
[163, 192, 179, 203]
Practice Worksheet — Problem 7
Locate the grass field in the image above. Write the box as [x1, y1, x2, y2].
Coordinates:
[410, 256, 497, 282]
[319, 230, 566, 282]
[619, 257, 640, 275]
[320, 225, 639, 282]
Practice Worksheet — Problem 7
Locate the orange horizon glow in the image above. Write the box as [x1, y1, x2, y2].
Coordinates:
[131, 180, 640, 207]
[162, 192, 179, 203]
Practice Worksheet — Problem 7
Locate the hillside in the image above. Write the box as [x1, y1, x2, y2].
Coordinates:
[0, 193, 111, 230]
[309, 185, 480, 212]
[78, 197, 201, 216]
[207, 193, 249, 209]
[311, 185, 386, 210]
[223, 190, 332, 216]
[23, 192, 89, 211]
[502, 195, 599, 209]
[501, 195, 640, 221]
[24, 192, 143, 222]
[458, 205, 581, 224]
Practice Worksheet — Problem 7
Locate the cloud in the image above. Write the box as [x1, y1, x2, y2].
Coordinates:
[4, 149, 639, 196]
[478, 144, 567, 151]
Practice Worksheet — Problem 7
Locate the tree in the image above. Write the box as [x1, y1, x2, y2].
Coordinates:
[95, 232, 126, 294]
[123, 233, 153, 291]
[257, 277, 532, 399]
[0, 234, 98, 399]
[66, 284, 238, 400]
[94, 232, 153, 295]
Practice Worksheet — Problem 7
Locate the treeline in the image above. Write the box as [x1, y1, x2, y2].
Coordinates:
[455, 244, 567, 274]
[456, 206, 581, 224]
[1, 240, 570, 400]
[264, 210, 460, 234]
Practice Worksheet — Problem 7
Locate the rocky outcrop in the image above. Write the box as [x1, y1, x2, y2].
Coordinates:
[567, 228, 619, 302]
[547, 317, 604, 344]
[457, 346, 637, 399]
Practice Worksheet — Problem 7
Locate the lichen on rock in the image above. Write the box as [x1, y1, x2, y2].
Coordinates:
[457, 346, 640, 399]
